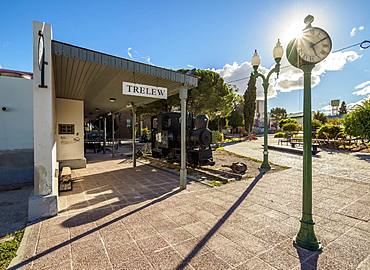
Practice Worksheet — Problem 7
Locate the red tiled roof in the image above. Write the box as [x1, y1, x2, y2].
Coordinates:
[0, 69, 33, 79]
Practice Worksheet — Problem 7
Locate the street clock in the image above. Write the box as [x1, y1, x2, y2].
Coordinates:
[287, 15, 332, 252]
[287, 15, 332, 68]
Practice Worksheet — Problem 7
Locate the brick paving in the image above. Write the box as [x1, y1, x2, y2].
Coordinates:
[9, 151, 370, 270]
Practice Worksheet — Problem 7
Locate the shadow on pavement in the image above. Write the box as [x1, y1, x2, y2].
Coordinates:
[176, 171, 265, 269]
[294, 244, 321, 270]
[8, 188, 181, 270]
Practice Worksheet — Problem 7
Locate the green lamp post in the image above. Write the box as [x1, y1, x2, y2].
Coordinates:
[252, 39, 284, 171]
[287, 15, 332, 251]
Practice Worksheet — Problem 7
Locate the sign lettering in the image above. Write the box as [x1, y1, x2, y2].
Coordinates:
[122, 82, 167, 99]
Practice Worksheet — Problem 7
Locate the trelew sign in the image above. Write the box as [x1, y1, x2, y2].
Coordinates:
[122, 82, 167, 99]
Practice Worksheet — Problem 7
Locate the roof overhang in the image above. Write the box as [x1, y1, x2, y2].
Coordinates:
[51, 41, 198, 119]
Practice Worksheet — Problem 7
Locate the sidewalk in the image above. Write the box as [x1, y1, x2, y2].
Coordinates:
[9, 155, 370, 270]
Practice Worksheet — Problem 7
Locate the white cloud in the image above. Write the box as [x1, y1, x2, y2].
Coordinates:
[350, 25, 365, 37]
[127, 47, 133, 59]
[187, 64, 194, 68]
[320, 104, 332, 113]
[353, 81, 370, 96]
[348, 95, 370, 109]
[215, 50, 360, 100]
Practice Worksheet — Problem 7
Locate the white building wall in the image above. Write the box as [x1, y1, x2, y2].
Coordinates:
[0, 76, 33, 150]
[0, 76, 34, 186]
[56, 98, 84, 162]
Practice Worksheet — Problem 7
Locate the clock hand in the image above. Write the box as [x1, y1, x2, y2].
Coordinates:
[311, 37, 328, 47]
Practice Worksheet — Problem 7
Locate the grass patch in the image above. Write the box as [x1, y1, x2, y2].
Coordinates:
[208, 180, 223, 187]
[0, 230, 24, 270]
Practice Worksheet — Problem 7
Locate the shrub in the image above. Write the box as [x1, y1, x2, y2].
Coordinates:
[313, 111, 327, 123]
[274, 132, 285, 138]
[282, 122, 301, 136]
[279, 118, 298, 129]
[312, 119, 322, 131]
[212, 131, 224, 145]
[317, 124, 344, 139]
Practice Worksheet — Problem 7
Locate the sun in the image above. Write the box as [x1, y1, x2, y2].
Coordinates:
[281, 23, 305, 44]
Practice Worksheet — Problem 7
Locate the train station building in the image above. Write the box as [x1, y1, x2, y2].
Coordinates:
[1, 21, 198, 221]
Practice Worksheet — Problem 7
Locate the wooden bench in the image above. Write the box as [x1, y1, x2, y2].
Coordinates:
[278, 138, 290, 146]
[290, 141, 320, 155]
[59, 167, 73, 191]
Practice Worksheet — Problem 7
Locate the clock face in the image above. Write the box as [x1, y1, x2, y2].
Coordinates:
[297, 27, 332, 64]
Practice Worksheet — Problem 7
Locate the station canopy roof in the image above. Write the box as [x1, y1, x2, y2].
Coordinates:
[51, 41, 198, 119]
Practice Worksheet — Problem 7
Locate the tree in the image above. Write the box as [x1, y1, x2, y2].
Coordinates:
[183, 69, 236, 120]
[313, 111, 327, 124]
[228, 109, 244, 130]
[138, 69, 237, 120]
[243, 74, 257, 133]
[343, 99, 370, 142]
[270, 107, 287, 121]
[339, 101, 347, 115]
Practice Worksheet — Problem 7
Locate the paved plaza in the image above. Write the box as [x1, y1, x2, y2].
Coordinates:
[8, 146, 370, 270]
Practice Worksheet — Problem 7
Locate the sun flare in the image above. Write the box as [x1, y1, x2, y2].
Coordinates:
[281, 23, 305, 44]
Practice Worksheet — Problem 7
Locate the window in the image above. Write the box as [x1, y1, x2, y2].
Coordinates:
[58, 124, 75, 135]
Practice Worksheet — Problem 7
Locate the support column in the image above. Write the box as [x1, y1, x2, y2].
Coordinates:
[294, 64, 322, 251]
[131, 103, 137, 168]
[139, 114, 143, 137]
[103, 117, 107, 154]
[29, 21, 58, 221]
[112, 113, 115, 157]
[179, 88, 188, 190]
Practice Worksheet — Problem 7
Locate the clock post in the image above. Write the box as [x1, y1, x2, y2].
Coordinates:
[295, 63, 322, 251]
[286, 15, 331, 251]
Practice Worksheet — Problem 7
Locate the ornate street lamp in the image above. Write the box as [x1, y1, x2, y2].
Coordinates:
[252, 39, 283, 171]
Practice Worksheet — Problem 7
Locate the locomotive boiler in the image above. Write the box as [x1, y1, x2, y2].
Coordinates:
[151, 112, 215, 166]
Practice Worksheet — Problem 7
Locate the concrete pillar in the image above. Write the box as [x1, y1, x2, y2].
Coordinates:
[179, 88, 188, 190]
[103, 117, 107, 154]
[139, 114, 143, 136]
[131, 103, 136, 168]
[112, 113, 115, 157]
[29, 21, 58, 221]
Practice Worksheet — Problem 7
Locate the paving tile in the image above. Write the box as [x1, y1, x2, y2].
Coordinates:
[32, 244, 71, 270]
[188, 252, 230, 270]
[212, 242, 253, 266]
[252, 226, 288, 245]
[105, 242, 144, 268]
[114, 256, 154, 270]
[72, 247, 111, 270]
[234, 257, 277, 270]
[258, 246, 300, 270]
[173, 238, 211, 257]
[136, 233, 170, 254]
[160, 227, 194, 245]
[145, 247, 184, 270]
[236, 233, 271, 255]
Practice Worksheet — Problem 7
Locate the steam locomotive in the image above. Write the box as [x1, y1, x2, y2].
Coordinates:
[151, 112, 215, 166]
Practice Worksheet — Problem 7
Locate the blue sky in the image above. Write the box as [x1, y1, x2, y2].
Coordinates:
[0, 0, 369, 113]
